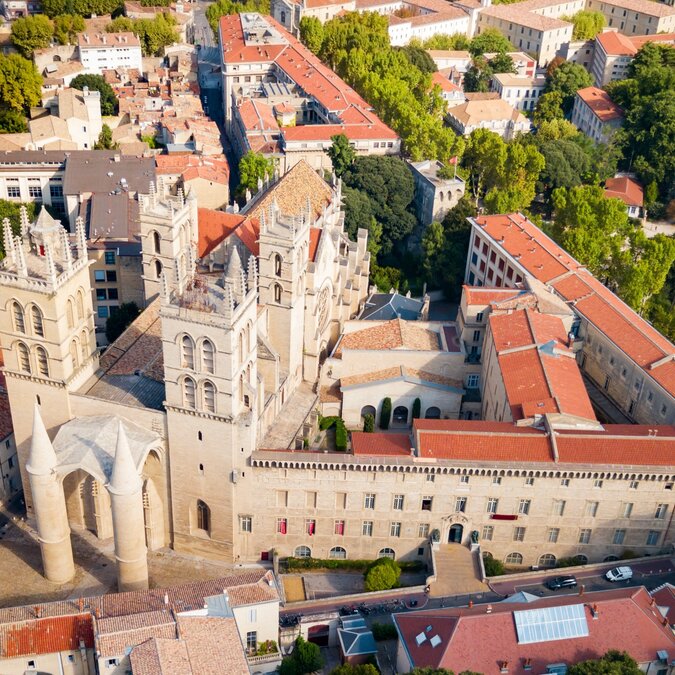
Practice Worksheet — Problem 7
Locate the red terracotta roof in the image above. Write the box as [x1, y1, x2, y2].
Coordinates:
[651, 584, 675, 628]
[431, 71, 462, 93]
[197, 209, 244, 257]
[576, 86, 623, 122]
[596, 30, 637, 56]
[395, 588, 675, 673]
[462, 286, 522, 305]
[0, 614, 94, 658]
[233, 217, 260, 257]
[309, 227, 321, 262]
[352, 432, 411, 457]
[282, 122, 398, 142]
[604, 176, 644, 207]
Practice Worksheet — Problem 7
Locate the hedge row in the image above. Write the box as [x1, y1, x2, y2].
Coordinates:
[285, 557, 425, 573]
[319, 415, 348, 450]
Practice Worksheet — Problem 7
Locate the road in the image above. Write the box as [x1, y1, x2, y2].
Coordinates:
[194, 0, 215, 49]
[280, 557, 675, 620]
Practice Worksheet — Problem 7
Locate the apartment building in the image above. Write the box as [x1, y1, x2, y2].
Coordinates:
[77, 32, 143, 76]
[571, 86, 623, 143]
[491, 73, 547, 111]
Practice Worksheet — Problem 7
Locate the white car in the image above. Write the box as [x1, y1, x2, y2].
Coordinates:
[605, 566, 633, 582]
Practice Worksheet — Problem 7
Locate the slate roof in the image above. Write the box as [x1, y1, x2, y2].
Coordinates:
[359, 292, 424, 321]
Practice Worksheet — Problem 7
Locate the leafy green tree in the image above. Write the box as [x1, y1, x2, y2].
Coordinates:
[71, 74, 118, 115]
[370, 263, 403, 292]
[537, 138, 591, 203]
[94, 124, 118, 150]
[0, 200, 36, 257]
[327, 133, 355, 177]
[535, 117, 578, 141]
[364, 556, 401, 591]
[380, 397, 392, 429]
[469, 28, 513, 56]
[0, 109, 28, 134]
[363, 414, 375, 432]
[545, 61, 593, 115]
[206, 0, 270, 36]
[464, 52, 516, 92]
[419, 33, 470, 50]
[105, 302, 140, 343]
[299, 15, 324, 54]
[647, 266, 675, 341]
[534, 90, 565, 125]
[53, 14, 86, 45]
[42, 0, 123, 17]
[463, 128, 507, 206]
[563, 10, 605, 39]
[11, 14, 53, 57]
[0, 54, 43, 112]
[237, 151, 275, 197]
[483, 553, 505, 576]
[568, 650, 642, 675]
[397, 44, 437, 74]
[412, 397, 421, 419]
[279, 636, 324, 675]
[107, 13, 178, 56]
[331, 665, 379, 675]
[410, 668, 455, 675]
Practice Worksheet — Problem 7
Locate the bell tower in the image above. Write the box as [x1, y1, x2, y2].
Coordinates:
[0, 207, 97, 515]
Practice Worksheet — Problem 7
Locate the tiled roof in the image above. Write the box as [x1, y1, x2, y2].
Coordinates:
[431, 71, 462, 93]
[97, 610, 176, 657]
[395, 587, 675, 673]
[0, 614, 94, 658]
[337, 319, 441, 354]
[130, 638, 192, 675]
[604, 175, 644, 207]
[282, 122, 398, 142]
[447, 99, 529, 127]
[462, 285, 523, 305]
[197, 208, 245, 257]
[340, 365, 463, 390]
[0, 392, 13, 440]
[78, 31, 141, 47]
[596, 30, 637, 56]
[576, 87, 623, 122]
[651, 583, 675, 628]
[309, 227, 322, 262]
[352, 432, 411, 457]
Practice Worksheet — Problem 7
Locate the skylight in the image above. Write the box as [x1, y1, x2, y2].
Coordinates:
[514, 604, 589, 644]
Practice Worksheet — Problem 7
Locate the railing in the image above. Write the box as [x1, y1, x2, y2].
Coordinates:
[247, 652, 282, 665]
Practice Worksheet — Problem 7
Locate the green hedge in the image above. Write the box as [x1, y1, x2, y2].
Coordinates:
[412, 397, 421, 419]
[380, 398, 391, 429]
[371, 622, 398, 641]
[483, 553, 504, 576]
[363, 414, 375, 432]
[319, 415, 348, 450]
[285, 556, 425, 573]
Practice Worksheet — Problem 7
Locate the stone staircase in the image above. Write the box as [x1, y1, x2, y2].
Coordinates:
[429, 544, 488, 598]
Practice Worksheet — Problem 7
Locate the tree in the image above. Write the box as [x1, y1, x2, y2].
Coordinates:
[469, 28, 513, 56]
[568, 650, 642, 675]
[563, 10, 605, 40]
[299, 16, 324, 55]
[364, 557, 401, 591]
[107, 13, 179, 56]
[71, 74, 118, 116]
[327, 133, 355, 177]
[279, 636, 323, 675]
[412, 397, 421, 419]
[331, 665, 379, 675]
[206, 0, 270, 36]
[534, 90, 565, 125]
[410, 668, 455, 674]
[363, 414, 374, 432]
[42, 0, 123, 17]
[11, 14, 53, 57]
[94, 124, 118, 150]
[545, 62, 593, 115]
[464, 52, 516, 93]
[0, 54, 43, 112]
[397, 45, 437, 74]
[463, 128, 507, 206]
[105, 302, 140, 343]
[537, 138, 591, 203]
[53, 14, 86, 45]
[237, 151, 275, 197]
[0, 200, 36, 257]
[535, 117, 578, 141]
[380, 397, 392, 429]
[420, 33, 470, 50]
[0, 109, 28, 134]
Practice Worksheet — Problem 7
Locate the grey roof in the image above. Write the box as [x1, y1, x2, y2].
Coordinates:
[89, 192, 140, 241]
[84, 374, 166, 411]
[338, 618, 377, 657]
[360, 292, 424, 321]
[501, 591, 541, 604]
[63, 152, 156, 195]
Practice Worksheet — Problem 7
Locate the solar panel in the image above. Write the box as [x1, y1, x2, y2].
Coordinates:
[514, 604, 589, 644]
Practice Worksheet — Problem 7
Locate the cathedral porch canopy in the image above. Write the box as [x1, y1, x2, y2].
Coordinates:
[52, 415, 160, 484]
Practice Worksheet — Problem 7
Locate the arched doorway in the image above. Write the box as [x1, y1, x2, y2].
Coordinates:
[393, 405, 409, 427]
[360, 405, 376, 424]
[448, 523, 463, 544]
[62, 469, 113, 539]
[425, 406, 441, 419]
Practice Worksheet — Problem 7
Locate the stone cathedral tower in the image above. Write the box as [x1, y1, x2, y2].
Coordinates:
[0, 208, 97, 514]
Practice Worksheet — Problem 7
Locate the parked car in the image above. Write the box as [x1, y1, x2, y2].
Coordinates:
[605, 566, 633, 582]
[546, 575, 577, 590]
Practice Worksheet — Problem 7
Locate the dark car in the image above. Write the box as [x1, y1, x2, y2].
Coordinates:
[546, 575, 577, 590]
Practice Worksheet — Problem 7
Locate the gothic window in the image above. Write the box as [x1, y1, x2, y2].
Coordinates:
[35, 346, 49, 377]
[274, 253, 282, 277]
[274, 283, 282, 304]
[12, 302, 25, 333]
[317, 286, 330, 331]
[66, 299, 74, 329]
[80, 330, 89, 362]
[201, 339, 214, 374]
[17, 342, 30, 373]
[152, 230, 161, 254]
[76, 290, 84, 320]
[30, 305, 44, 337]
[154, 259, 163, 279]
[202, 380, 216, 413]
[246, 322, 252, 351]
[197, 499, 210, 533]
[183, 376, 196, 409]
[70, 339, 79, 369]
[181, 335, 195, 369]
[239, 332, 244, 364]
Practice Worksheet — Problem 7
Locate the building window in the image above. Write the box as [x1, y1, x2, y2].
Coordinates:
[422, 496, 433, 511]
[426, 473, 435, 482]
[246, 631, 257, 653]
[492, 476, 502, 485]
[295, 545, 311, 558]
[487, 497, 498, 514]
[306, 519, 316, 536]
[655, 504, 668, 519]
[201, 339, 215, 374]
[646, 530, 660, 546]
[518, 499, 531, 515]
[97, 306, 109, 319]
[274, 253, 282, 277]
[35, 346, 49, 377]
[12, 302, 25, 333]
[460, 474, 470, 484]
[613, 529, 626, 545]
[152, 230, 161, 254]
[560, 478, 570, 487]
[476, 312, 484, 322]
[594, 479, 603, 488]
[330, 546, 347, 559]
[390, 522, 401, 537]
[104, 251, 116, 265]
[362, 521, 373, 536]
[240, 515, 252, 533]
[364, 493, 375, 509]
[629, 480, 639, 490]
[17, 342, 31, 373]
[181, 335, 195, 369]
[578, 528, 592, 544]
[513, 526, 526, 542]
[418, 523, 430, 538]
[505, 552, 523, 566]
[31, 305, 44, 337]
[182, 377, 196, 409]
[334, 520, 345, 536]
[197, 500, 210, 532]
[274, 283, 282, 303]
[455, 497, 467, 513]
[96, 288, 107, 301]
[379, 547, 395, 559]
[553, 500, 566, 516]
[585, 501, 599, 517]
[202, 381, 216, 413]
[482, 525, 494, 541]
[525, 477, 535, 486]
[547, 528, 559, 543]
[466, 374, 480, 388]
[473, 330, 481, 342]
[393, 494, 404, 510]
[622, 502, 633, 518]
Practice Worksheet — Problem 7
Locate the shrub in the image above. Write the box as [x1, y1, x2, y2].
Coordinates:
[285, 556, 424, 573]
[412, 397, 421, 419]
[363, 413, 375, 432]
[335, 418, 348, 451]
[380, 397, 392, 429]
[319, 415, 338, 430]
[279, 636, 323, 675]
[371, 622, 398, 641]
[364, 556, 401, 591]
[483, 553, 505, 577]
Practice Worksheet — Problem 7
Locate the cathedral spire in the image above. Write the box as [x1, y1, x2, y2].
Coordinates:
[14, 236, 27, 277]
[19, 205, 30, 239]
[108, 421, 142, 496]
[224, 247, 243, 301]
[26, 403, 58, 476]
[59, 226, 72, 271]
[76, 217, 87, 259]
[247, 254, 257, 291]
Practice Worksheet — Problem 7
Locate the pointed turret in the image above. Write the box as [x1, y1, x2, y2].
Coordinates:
[108, 421, 142, 496]
[75, 217, 87, 259]
[247, 254, 257, 291]
[223, 246, 243, 304]
[19, 205, 30, 238]
[14, 235, 27, 277]
[2, 218, 15, 264]
[26, 403, 58, 476]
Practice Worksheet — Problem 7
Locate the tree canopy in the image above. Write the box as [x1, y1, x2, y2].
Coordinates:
[0, 54, 43, 113]
[42, 0, 122, 17]
[468, 28, 513, 56]
[568, 650, 642, 675]
[364, 556, 401, 591]
[327, 133, 355, 177]
[464, 52, 516, 93]
[545, 61, 593, 115]
[563, 10, 605, 39]
[299, 16, 324, 54]
[94, 124, 119, 150]
[206, 0, 270, 36]
[107, 13, 178, 56]
[237, 151, 276, 197]
[105, 302, 140, 343]
[279, 636, 323, 675]
[0, 109, 28, 134]
[71, 74, 119, 116]
[11, 14, 53, 57]
[331, 664, 379, 675]
[0, 201, 37, 257]
[53, 14, 86, 45]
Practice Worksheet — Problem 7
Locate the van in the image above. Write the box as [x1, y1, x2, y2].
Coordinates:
[605, 566, 633, 582]
[547, 575, 577, 590]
